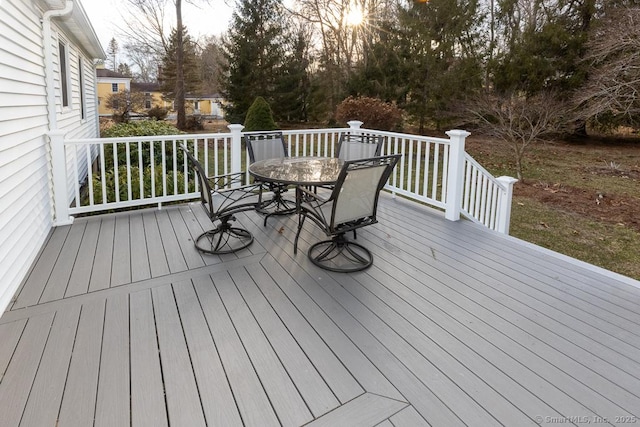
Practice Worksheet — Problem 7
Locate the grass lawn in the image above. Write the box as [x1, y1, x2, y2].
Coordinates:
[465, 135, 640, 280]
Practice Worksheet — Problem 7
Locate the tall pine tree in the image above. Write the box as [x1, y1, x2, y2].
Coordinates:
[159, 27, 201, 106]
[221, 0, 286, 123]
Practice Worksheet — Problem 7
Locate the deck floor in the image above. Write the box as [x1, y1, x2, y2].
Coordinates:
[2, 194, 640, 426]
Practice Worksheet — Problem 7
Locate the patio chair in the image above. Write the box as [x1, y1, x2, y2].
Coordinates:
[337, 133, 384, 161]
[294, 154, 401, 272]
[244, 131, 296, 225]
[181, 145, 262, 254]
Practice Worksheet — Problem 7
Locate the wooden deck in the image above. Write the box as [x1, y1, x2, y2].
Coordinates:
[2, 194, 640, 426]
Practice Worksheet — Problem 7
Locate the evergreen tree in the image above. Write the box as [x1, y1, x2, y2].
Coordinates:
[273, 29, 311, 122]
[244, 96, 277, 131]
[221, 0, 286, 123]
[107, 37, 119, 71]
[397, 0, 483, 132]
[159, 27, 201, 103]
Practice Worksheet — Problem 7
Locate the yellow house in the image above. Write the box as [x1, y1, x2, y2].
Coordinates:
[131, 82, 167, 112]
[185, 94, 225, 119]
[96, 68, 131, 116]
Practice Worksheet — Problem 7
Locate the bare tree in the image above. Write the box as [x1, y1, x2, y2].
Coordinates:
[105, 90, 147, 122]
[573, 7, 640, 127]
[468, 91, 567, 181]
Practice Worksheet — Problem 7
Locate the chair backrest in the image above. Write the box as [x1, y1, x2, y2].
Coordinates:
[244, 131, 288, 163]
[181, 145, 216, 216]
[329, 154, 401, 230]
[336, 133, 384, 161]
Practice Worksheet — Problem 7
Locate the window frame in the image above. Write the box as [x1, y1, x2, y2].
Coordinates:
[58, 40, 70, 108]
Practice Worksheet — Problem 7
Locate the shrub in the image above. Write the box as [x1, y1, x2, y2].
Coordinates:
[336, 96, 403, 131]
[184, 115, 204, 131]
[91, 166, 194, 204]
[244, 96, 277, 131]
[147, 106, 169, 121]
[101, 120, 182, 138]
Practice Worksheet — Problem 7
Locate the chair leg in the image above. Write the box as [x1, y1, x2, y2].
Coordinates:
[194, 217, 254, 254]
[294, 213, 307, 255]
[307, 233, 373, 272]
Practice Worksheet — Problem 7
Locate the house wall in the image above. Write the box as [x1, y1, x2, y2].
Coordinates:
[97, 78, 130, 116]
[0, 0, 102, 312]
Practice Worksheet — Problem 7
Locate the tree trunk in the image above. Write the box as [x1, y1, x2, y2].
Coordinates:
[175, 0, 186, 130]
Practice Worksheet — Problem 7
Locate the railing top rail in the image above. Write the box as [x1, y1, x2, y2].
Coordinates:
[357, 128, 452, 145]
[464, 152, 507, 191]
[65, 132, 233, 145]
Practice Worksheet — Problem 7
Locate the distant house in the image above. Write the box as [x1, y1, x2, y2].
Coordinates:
[96, 68, 131, 116]
[131, 81, 166, 112]
[185, 93, 225, 119]
[0, 0, 105, 311]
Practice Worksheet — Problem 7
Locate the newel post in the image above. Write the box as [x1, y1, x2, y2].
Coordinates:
[496, 176, 519, 234]
[48, 130, 73, 226]
[347, 120, 363, 131]
[228, 124, 244, 180]
[444, 129, 471, 222]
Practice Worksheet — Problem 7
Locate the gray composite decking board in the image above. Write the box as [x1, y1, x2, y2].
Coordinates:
[389, 405, 430, 427]
[378, 200, 640, 318]
[0, 313, 55, 427]
[11, 226, 69, 310]
[376, 421, 394, 427]
[19, 305, 80, 426]
[0, 253, 266, 325]
[251, 209, 624, 422]
[142, 211, 171, 277]
[305, 393, 408, 427]
[354, 254, 590, 421]
[360, 218, 640, 404]
[306, 263, 542, 425]
[382, 199, 640, 305]
[374, 209, 640, 353]
[351, 236, 640, 418]
[259, 220, 514, 426]
[0, 319, 26, 381]
[250, 253, 403, 403]
[239, 216, 464, 427]
[356, 239, 640, 417]
[243, 262, 365, 404]
[5, 201, 640, 426]
[230, 266, 341, 417]
[175, 205, 224, 266]
[65, 219, 101, 297]
[111, 214, 132, 286]
[214, 269, 314, 426]
[94, 293, 130, 427]
[130, 212, 152, 283]
[172, 279, 244, 426]
[192, 273, 281, 427]
[151, 284, 207, 426]
[57, 299, 105, 426]
[155, 210, 189, 273]
[129, 289, 169, 427]
[355, 244, 620, 421]
[39, 221, 86, 304]
[365, 216, 640, 372]
[370, 205, 640, 358]
[89, 216, 115, 292]
[166, 207, 206, 270]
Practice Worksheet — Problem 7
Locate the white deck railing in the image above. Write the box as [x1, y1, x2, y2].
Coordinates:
[49, 121, 517, 233]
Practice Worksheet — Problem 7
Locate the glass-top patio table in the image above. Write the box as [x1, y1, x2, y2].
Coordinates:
[248, 156, 343, 225]
[248, 156, 343, 187]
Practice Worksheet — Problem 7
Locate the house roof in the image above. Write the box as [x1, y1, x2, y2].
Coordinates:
[39, 0, 105, 59]
[96, 68, 130, 79]
[131, 82, 162, 92]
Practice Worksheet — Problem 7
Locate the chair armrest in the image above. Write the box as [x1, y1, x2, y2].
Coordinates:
[297, 185, 329, 204]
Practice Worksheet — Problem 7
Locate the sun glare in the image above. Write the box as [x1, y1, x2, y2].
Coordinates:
[346, 6, 364, 26]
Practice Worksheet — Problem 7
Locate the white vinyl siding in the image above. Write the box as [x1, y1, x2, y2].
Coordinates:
[0, 0, 102, 312]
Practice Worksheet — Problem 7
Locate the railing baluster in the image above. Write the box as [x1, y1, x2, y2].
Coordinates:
[86, 144, 94, 206]
[99, 143, 106, 204]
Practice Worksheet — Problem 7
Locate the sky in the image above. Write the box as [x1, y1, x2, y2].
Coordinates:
[82, 0, 235, 52]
